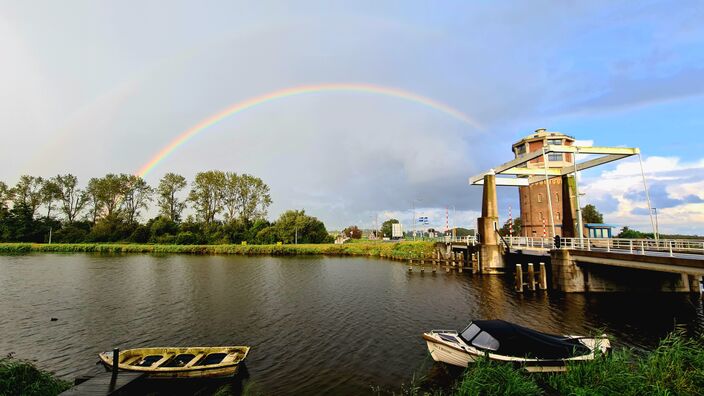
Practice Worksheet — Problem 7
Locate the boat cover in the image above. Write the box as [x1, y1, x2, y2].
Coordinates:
[460, 320, 591, 359]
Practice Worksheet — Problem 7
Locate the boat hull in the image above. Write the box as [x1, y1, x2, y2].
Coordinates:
[423, 331, 609, 373]
[98, 346, 249, 379]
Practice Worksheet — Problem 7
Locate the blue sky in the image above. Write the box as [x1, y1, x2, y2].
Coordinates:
[1, 1, 703, 234]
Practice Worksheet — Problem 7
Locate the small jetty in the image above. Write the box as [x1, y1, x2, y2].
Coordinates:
[59, 371, 144, 395]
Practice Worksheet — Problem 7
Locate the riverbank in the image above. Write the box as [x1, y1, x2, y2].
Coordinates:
[399, 330, 704, 395]
[0, 241, 437, 260]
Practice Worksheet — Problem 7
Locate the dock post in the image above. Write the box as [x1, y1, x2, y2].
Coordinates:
[458, 252, 464, 273]
[111, 348, 119, 385]
[527, 263, 536, 291]
[538, 262, 547, 290]
[515, 264, 523, 292]
[420, 259, 425, 272]
[408, 259, 413, 272]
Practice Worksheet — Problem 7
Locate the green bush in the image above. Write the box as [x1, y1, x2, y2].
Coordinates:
[0, 357, 71, 396]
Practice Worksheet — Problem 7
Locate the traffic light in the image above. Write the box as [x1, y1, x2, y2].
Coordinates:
[554, 235, 561, 249]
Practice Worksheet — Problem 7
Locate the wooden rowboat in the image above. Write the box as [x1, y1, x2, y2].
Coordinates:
[98, 346, 250, 379]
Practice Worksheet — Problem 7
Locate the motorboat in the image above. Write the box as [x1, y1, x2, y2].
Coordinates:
[423, 320, 610, 372]
[99, 346, 250, 378]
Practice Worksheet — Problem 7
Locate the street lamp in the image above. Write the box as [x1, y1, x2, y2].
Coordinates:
[651, 207, 659, 241]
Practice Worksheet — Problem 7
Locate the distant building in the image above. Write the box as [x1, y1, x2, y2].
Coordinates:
[585, 224, 617, 239]
[513, 129, 576, 237]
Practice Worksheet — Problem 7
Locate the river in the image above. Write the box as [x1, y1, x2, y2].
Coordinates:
[1, 254, 702, 395]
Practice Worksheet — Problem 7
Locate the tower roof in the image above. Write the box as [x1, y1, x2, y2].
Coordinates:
[512, 129, 575, 149]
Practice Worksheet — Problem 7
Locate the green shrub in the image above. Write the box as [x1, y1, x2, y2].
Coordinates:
[0, 357, 71, 396]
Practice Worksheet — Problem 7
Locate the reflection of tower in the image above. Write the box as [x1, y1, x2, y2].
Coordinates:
[512, 129, 576, 237]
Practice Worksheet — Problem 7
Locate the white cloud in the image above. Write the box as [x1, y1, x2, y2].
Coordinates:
[579, 155, 704, 235]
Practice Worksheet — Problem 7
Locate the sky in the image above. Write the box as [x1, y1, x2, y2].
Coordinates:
[1, 0, 703, 234]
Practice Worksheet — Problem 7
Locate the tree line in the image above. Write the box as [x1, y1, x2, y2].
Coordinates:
[0, 171, 332, 244]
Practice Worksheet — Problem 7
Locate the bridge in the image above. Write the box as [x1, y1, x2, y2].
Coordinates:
[457, 130, 704, 293]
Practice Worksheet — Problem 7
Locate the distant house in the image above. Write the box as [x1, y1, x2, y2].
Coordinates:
[585, 224, 617, 238]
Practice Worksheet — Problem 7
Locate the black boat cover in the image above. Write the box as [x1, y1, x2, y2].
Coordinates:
[459, 320, 591, 359]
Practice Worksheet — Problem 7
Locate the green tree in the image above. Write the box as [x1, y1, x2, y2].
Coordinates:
[0, 181, 13, 212]
[617, 226, 647, 239]
[40, 179, 62, 220]
[499, 218, 522, 236]
[189, 171, 226, 224]
[53, 174, 88, 224]
[274, 210, 330, 243]
[581, 204, 604, 224]
[222, 173, 272, 224]
[381, 219, 399, 238]
[343, 225, 362, 239]
[122, 175, 152, 224]
[88, 174, 129, 219]
[85, 178, 103, 224]
[12, 175, 44, 218]
[157, 173, 187, 222]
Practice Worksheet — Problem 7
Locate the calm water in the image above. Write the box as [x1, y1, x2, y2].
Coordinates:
[1, 254, 703, 395]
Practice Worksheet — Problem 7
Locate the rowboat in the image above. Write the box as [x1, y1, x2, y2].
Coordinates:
[98, 346, 250, 378]
[423, 320, 610, 372]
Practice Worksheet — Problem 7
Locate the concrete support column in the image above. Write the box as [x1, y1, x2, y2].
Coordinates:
[477, 172, 504, 273]
[561, 175, 576, 238]
[550, 249, 585, 292]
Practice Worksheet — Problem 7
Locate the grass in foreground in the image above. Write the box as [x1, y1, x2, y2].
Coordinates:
[0, 356, 71, 396]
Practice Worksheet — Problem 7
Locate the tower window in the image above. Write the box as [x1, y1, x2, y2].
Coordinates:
[555, 193, 560, 203]
[537, 193, 543, 203]
[548, 153, 563, 161]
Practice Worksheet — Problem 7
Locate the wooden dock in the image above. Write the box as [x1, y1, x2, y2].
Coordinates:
[59, 371, 144, 396]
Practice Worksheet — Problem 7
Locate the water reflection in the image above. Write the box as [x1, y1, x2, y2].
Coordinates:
[0, 254, 701, 395]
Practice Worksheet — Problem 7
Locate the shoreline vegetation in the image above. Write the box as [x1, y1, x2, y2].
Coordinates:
[385, 330, 704, 396]
[4, 331, 702, 396]
[0, 240, 438, 261]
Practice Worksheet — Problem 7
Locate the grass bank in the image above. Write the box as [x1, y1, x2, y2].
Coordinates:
[0, 357, 71, 396]
[388, 330, 704, 395]
[0, 241, 436, 260]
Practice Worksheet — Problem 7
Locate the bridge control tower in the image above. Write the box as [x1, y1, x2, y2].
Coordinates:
[512, 129, 577, 237]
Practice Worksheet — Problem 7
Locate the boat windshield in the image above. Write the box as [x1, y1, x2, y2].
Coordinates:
[460, 323, 481, 342]
[471, 331, 500, 351]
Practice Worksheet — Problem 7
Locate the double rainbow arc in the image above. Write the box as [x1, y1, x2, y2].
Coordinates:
[136, 82, 481, 177]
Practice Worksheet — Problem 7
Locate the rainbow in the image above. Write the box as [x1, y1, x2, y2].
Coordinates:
[136, 82, 481, 177]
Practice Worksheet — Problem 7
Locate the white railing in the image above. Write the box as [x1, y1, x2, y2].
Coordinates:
[442, 235, 478, 245]
[503, 236, 704, 257]
[504, 236, 554, 249]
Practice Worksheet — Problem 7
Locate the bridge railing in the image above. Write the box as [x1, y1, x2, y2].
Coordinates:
[558, 237, 704, 256]
[504, 236, 554, 249]
[504, 236, 704, 256]
[442, 235, 478, 245]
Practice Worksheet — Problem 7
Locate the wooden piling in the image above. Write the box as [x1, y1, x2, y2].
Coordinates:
[420, 259, 425, 272]
[458, 252, 463, 273]
[538, 262, 548, 290]
[527, 263, 536, 291]
[111, 348, 119, 385]
[515, 264, 523, 292]
[408, 259, 413, 272]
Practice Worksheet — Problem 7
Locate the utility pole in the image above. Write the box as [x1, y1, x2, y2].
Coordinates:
[295, 227, 298, 244]
[652, 208, 660, 240]
[48, 227, 52, 244]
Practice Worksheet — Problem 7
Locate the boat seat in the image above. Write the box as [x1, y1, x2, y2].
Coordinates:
[154, 352, 176, 368]
[122, 356, 143, 366]
[184, 352, 206, 368]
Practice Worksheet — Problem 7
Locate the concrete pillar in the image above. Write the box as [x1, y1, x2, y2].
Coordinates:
[477, 172, 504, 273]
[561, 175, 576, 238]
[550, 249, 586, 292]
